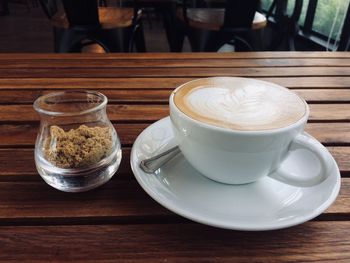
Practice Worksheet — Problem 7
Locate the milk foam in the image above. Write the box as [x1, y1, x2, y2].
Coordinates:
[174, 78, 306, 130]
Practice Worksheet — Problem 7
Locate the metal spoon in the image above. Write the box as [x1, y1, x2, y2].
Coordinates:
[140, 146, 180, 173]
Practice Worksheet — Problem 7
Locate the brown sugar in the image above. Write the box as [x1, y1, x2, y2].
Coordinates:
[44, 125, 113, 169]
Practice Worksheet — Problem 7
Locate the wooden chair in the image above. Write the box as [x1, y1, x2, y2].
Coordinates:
[39, 0, 145, 52]
[174, 0, 266, 52]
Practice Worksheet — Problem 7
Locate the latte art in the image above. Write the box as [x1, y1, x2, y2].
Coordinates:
[173, 78, 306, 131]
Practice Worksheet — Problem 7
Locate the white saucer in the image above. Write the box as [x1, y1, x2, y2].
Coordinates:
[130, 117, 341, 231]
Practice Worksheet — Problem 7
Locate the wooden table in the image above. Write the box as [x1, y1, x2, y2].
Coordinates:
[0, 52, 349, 261]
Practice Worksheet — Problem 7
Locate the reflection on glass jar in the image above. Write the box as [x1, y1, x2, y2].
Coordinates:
[33, 90, 122, 192]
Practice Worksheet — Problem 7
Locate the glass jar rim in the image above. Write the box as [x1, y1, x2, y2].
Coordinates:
[33, 90, 107, 116]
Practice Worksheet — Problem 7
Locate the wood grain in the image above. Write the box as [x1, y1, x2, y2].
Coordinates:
[0, 77, 349, 90]
[309, 105, 350, 121]
[0, 104, 168, 122]
[0, 104, 349, 122]
[0, 146, 348, 177]
[0, 123, 350, 147]
[0, 67, 349, 78]
[0, 52, 350, 59]
[295, 89, 350, 102]
[0, 176, 345, 225]
[1, 89, 350, 104]
[0, 53, 349, 262]
[0, 89, 172, 104]
[0, 179, 171, 223]
[2, 58, 350, 68]
[0, 123, 147, 147]
[0, 222, 349, 262]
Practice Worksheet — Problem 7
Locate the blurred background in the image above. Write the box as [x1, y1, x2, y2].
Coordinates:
[0, 0, 349, 53]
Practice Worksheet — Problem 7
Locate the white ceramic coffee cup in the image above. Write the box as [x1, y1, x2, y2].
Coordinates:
[169, 77, 332, 186]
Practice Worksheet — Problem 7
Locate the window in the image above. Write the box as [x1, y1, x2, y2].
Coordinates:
[312, 0, 350, 40]
[260, 0, 350, 49]
[260, 0, 308, 21]
[298, 0, 310, 26]
[260, 0, 273, 11]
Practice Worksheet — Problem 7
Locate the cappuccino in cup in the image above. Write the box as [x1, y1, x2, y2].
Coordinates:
[170, 77, 331, 186]
[173, 77, 306, 131]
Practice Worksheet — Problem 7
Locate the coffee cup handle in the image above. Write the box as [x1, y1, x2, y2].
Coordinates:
[268, 132, 333, 187]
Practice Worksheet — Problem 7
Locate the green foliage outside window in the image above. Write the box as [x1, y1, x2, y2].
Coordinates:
[261, 0, 349, 40]
[313, 0, 349, 40]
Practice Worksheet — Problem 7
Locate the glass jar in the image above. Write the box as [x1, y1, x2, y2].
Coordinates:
[33, 91, 122, 192]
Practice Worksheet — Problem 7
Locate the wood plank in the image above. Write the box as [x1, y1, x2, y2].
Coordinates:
[0, 52, 349, 60]
[0, 104, 168, 122]
[1, 58, 350, 68]
[0, 104, 349, 122]
[0, 176, 347, 224]
[328, 147, 350, 173]
[0, 173, 344, 225]
[0, 89, 172, 104]
[327, 178, 350, 214]
[0, 148, 131, 177]
[309, 104, 350, 121]
[295, 89, 350, 102]
[0, 67, 349, 78]
[0, 123, 147, 147]
[0, 89, 349, 104]
[0, 77, 188, 90]
[306, 123, 350, 145]
[0, 77, 349, 90]
[261, 77, 350, 88]
[0, 222, 350, 262]
[0, 123, 349, 147]
[0, 146, 348, 177]
[0, 179, 171, 222]
[0, 176, 345, 223]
